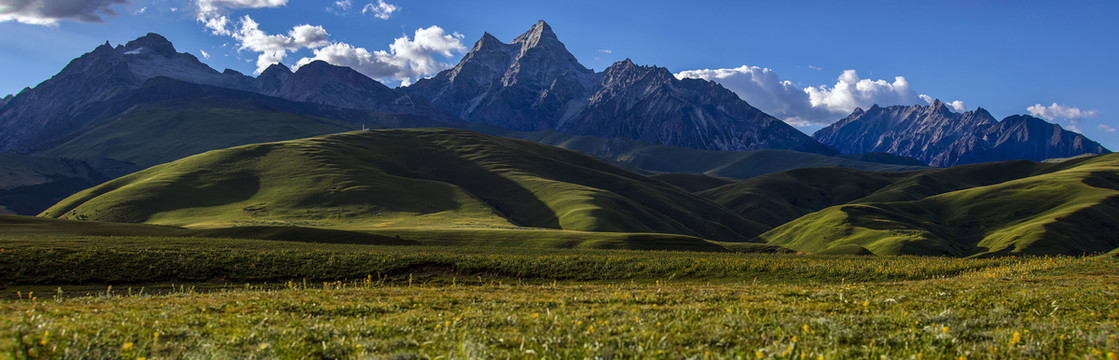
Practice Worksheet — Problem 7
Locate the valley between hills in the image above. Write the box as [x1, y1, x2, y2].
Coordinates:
[1, 20, 1117, 359]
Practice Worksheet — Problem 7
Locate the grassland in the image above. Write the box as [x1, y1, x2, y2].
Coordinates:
[1, 233, 1116, 359]
[41, 129, 765, 242]
[758, 154, 1119, 257]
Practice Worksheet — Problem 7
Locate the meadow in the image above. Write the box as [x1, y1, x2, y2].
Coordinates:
[2, 234, 1117, 359]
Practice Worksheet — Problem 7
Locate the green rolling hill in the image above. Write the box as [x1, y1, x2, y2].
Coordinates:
[755, 154, 1119, 257]
[40, 77, 448, 171]
[30, 129, 1119, 257]
[40, 128, 766, 244]
[506, 129, 927, 178]
[695, 157, 1100, 237]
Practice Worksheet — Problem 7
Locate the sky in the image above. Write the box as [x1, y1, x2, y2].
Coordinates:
[2, 0, 1118, 149]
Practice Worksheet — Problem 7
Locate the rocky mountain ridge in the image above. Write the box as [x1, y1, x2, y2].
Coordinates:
[0, 33, 452, 153]
[406, 21, 833, 154]
[813, 101, 1109, 166]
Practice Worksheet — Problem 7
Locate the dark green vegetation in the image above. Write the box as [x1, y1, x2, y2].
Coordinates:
[0, 215, 723, 253]
[34, 128, 1119, 257]
[1, 233, 1116, 359]
[0, 154, 106, 215]
[748, 155, 1119, 256]
[31, 77, 926, 178]
[0, 233, 1016, 286]
[511, 130, 927, 178]
[2, 76, 922, 216]
[40, 78, 448, 171]
[41, 129, 766, 242]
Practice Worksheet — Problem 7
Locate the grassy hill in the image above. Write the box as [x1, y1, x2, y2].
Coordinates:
[757, 154, 1119, 256]
[0, 154, 108, 215]
[696, 157, 1102, 237]
[41, 128, 765, 243]
[0, 76, 922, 217]
[41, 77, 448, 171]
[506, 129, 927, 178]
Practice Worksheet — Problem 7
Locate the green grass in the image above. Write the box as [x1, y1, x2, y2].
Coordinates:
[41, 128, 765, 244]
[648, 173, 736, 192]
[510, 129, 928, 178]
[759, 154, 1119, 256]
[1, 234, 1115, 359]
[0, 234, 1000, 286]
[41, 78, 446, 170]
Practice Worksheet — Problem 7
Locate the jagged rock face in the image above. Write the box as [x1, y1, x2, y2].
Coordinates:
[813, 100, 997, 164]
[0, 33, 456, 152]
[117, 33, 255, 90]
[813, 102, 1110, 166]
[0, 33, 254, 152]
[561, 60, 833, 153]
[407, 21, 831, 153]
[934, 115, 1111, 166]
[407, 20, 597, 131]
[255, 61, 456, 122]
[0, 42, 138, 152]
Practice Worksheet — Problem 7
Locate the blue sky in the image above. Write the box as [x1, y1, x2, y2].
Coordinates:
[3, 0, 1117, 149]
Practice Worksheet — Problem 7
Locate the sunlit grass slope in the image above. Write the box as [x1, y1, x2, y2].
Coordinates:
[40, 129, 764, 242]
[759, 154, 1119, 256]
[699, 156, 1102, 238]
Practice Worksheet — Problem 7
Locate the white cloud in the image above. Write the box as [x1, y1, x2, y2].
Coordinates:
[136, 6, 146, 14]
[195, 0, 286, 18]
[1027, 103, 1099, 124]
[1067, 125, 1082, 133]
[195, 0, 286, 35]
[333, 0, 352, 11]
[1099, 124, 1117, 133]
[678, 67, 969, 126]
[946, 100, 966, 112]
[230, 15, 331, 74]
[203, 15, 231, 35]
[296, 25, 465, 84]
[361, 0, 396, 19]
[807, 65, 822, 71]
[200, 49, 210, 59]
[0, 0, 128, 25]
[805, 70, 928, 115]
[599, 49, 612, 54]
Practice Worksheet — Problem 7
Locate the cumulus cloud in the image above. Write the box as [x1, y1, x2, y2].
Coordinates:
[1026, 103, 1099, 124]
[361, 0, 396, 19]
[0, 0, 129, 25]
[333, 0, 351, 11]
[195, 0, 286, 17]
[296, 26, 465, 85]
[805, 70, 929, 115]
[678, 67, 969, 126]
[195, 0, 287, 35]
[229, 15, 330, 73]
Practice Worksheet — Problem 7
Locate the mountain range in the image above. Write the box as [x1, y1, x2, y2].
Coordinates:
[1, 21, 1117, 256]
[405, 21, 831, 153]
[813, 100, 1109, 167]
